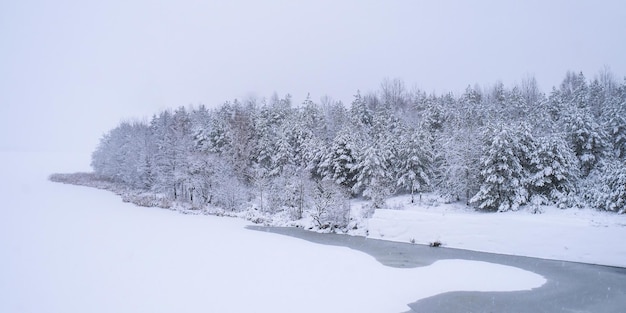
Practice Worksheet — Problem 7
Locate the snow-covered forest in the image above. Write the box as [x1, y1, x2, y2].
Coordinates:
[85, 70, 626, 228]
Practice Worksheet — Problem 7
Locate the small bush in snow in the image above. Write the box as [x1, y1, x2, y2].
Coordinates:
[429, 240, 442, 247]
[309, 180, 350, 230]
[529, 195, 547, 214]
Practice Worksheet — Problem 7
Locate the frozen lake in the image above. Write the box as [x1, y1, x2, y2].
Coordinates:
[252, 226, 626, 312]
[1, 151, 548, 312]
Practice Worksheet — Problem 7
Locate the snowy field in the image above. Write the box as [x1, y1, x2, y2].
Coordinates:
[0, 151, 546, 313]
[366, 194, 626, 268]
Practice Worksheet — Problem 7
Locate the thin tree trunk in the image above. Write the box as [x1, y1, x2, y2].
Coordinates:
[411, 180, 415, 203]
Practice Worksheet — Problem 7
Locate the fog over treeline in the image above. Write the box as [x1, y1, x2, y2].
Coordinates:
[88, 69, 626, 227]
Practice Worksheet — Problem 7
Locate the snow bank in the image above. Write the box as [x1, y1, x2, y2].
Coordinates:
[368, 195, 626, 267]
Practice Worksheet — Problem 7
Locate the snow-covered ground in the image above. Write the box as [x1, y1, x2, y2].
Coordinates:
[10, 151, 626, 311]
[1, 151, 546, 312]
[366, 194, 626, 268]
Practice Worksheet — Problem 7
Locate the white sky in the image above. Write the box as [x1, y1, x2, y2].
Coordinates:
[1, 0, 625, 169]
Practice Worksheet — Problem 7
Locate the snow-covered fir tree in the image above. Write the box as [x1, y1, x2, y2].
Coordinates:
[527, 137, 579, 208]
[470, 125, 531, 212]
[317, 128, 359, 189]
[395, 128, 433, 203]
[564, 107, 610, 176]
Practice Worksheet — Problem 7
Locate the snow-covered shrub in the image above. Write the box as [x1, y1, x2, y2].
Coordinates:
[528, 194, 548, 214]
[582, 161, 626, 214]
[265, 169, 311, 220]
[245, 209, 270, 225]
[211, 173, 248, 212]
[263, 176, 290, 214]
[122, 192, 172, 208]
[308, 180, 350, 229]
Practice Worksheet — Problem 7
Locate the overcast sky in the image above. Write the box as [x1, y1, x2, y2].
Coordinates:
[1, 0, 625, 169]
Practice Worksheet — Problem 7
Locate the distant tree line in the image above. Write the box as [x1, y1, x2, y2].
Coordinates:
[91, 69, 626, 224]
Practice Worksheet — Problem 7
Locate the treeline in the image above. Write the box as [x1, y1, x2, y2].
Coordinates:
[91, 70, 626, 226]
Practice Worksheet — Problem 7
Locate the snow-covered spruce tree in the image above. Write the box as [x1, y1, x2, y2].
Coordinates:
[352, 106, 402, 206]
[201, 108, 231, 155]
[560, 71, 589, 109]
[418, 93, 446, 136]
[254, 101, 278, 170]
[395, 128, 433, 203]
[470, 124, 531, 212]
[563, 107, 610, 176]
[269, 130, 294, 177]
[320, 97, 349, 142]
[602, 89, 626, 159]
[352, 143, 393, 209]
[483, 81, 507, 121]
[300, 93, 325, 134]
[436, 89, 483, 203]
[317, 128, 359, 189]
[503, 86, 529, 123]
[289, 101, 320, 166]
[124, 122, 153, 189]
[254, 107, 311, 214]
[581, 160, 626, 214]
[588, 78, 609, 119]
[149, 110, 177, 198]
[189, 104, 213, 151]
[221, 100, 257, 184]
[550, 71, 612, 176]
[608, 111, 626, 160]
[350, 90, 373, 128]
[527, 137, 579, 208]
[301, 134, 328, 180]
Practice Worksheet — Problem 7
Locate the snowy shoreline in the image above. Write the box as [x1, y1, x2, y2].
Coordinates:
[50, 172, 626, 268]
[367, 196, 626, 268]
